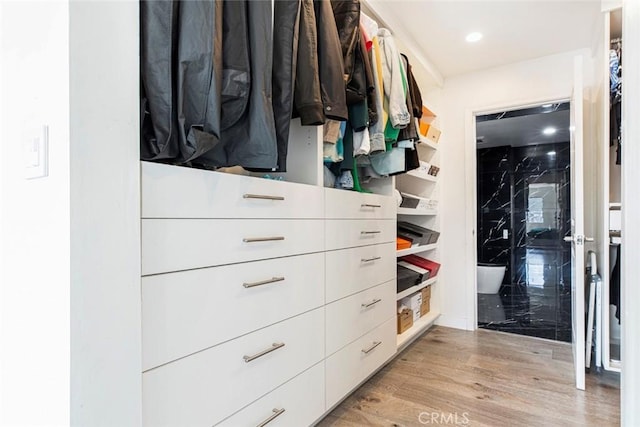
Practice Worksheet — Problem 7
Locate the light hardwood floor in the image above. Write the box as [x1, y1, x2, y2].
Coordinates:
[318, 326, 620, 427]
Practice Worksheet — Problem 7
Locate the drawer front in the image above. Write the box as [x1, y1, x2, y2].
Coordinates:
[325, 317, 396, 410]
[325, 219, 395, 251]
[142, 219, 324, 275]
[142, 161, 324, 219]
[143, 308, 324, 427]
[325, 243, 396, 303]
[142, 253, 324, 370]
[326, 280, 396, 356]
[216, 363, 324, 427]
[325, 188, 396, 219]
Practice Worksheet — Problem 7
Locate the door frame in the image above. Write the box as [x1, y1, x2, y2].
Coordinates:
[464, 95, 572, 332]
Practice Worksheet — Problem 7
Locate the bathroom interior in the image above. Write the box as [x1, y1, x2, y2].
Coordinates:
[475, 102, 574, 341]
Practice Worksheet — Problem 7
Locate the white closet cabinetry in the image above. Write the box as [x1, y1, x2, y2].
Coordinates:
[140, 156, 397, 425]
[141, 252, 324, 370]
[324, 188, 397, 410]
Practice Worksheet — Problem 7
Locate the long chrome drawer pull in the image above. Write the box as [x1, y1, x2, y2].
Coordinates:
[361, 298, 382, 309]
[361, 256, 381, 262]
[256, 408, 286, 427]
[360, 231, 381, 235]
[243, 277, 285, 288]
[361, 203, 381, 208]
[243, 194, 285, 201]
[243, 236, 285, 243]
[362, 341, 382, 354]
[243, 342, 285, 363]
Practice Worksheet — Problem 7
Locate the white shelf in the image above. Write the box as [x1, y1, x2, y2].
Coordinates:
[397, 244, 438, 257]
[406, 169, 438, 182]
[418, 136, 438, 150]
[397, 207, 437, 216]
[397, 310, 441, 349]
[396, 277, 437, 301]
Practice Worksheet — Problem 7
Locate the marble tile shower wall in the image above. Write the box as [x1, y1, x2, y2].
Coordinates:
[477, 142, 572, 342]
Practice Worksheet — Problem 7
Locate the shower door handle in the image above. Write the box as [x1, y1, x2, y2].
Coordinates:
[564, 235, 593, 245]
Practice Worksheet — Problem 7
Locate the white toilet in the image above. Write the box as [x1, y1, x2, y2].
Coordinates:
[477, 263, 506, 294]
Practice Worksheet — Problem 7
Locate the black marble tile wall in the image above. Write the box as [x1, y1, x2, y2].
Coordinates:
[477, 146, 512, 286]
[477, 141, 572, 342]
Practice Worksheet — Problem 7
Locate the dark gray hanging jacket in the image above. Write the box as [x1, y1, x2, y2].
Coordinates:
[142, 0, 285, 171]
[140, 0, 222, 162]
[195, 0, 279, 170]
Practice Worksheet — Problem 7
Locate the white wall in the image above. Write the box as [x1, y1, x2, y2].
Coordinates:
[0, 2, 71, 425]
[432, 49, 596, 330]
[69, 2, 141, 426]
[1, 2, 141, 425]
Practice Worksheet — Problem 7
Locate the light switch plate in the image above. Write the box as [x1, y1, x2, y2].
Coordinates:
[24, 125, 49, 179]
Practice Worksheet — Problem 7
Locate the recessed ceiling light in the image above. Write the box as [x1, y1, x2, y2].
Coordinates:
[465, 32, 483, 43]
[542, 103, 553, 108]
[547, 151, 557, 156]
[543, 127, 557, 136]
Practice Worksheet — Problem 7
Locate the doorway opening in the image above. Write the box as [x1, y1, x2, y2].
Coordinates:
[475, 102, 572, 342]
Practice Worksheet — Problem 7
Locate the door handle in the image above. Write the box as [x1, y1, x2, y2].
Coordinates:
[361, 256, 381, 263]
[361, 231, 381, 235]
[361, 203, 381, 208]
[564, 235, 594, 244]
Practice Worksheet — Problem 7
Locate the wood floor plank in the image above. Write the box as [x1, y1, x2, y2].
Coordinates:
[317, 326, 619, 427]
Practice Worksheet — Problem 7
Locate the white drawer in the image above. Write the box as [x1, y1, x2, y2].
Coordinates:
[325, 219, 396, 251]
[141, 219, 324, 275]
[326, 280, 396, 356]
[142, 252, 324, 370]
[143, 308, 324, 427]
[325, 188, 396, 219]
[325, 243, 396, 303]
[142, 161, 324, 219]
[325, 317, 396, 410]
[216, 363, 324, 427]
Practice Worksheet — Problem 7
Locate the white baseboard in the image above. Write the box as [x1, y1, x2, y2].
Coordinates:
[435, 314, 471, 331]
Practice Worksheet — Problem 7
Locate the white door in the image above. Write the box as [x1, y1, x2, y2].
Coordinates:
[566, 55, 587, 390]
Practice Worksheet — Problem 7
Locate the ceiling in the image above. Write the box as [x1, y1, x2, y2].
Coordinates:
[365, 0, 602, 79]
[476, 107, 570, 148]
